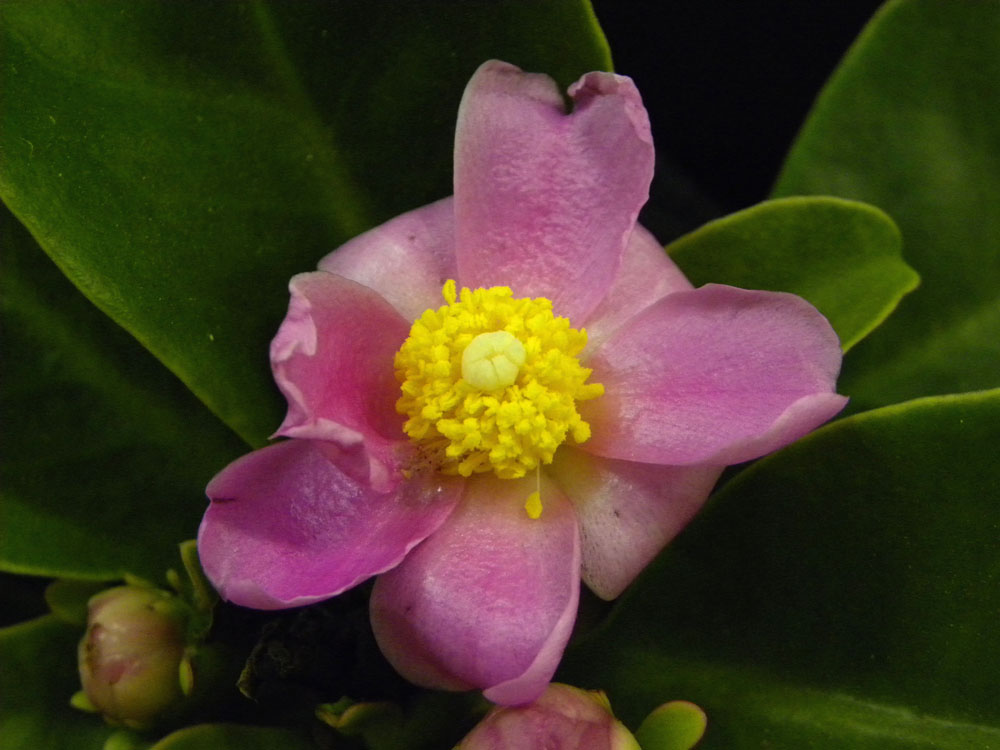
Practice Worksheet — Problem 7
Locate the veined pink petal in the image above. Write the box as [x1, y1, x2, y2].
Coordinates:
[271, 272, 408, 486]
[197, 440, 461, 610]
[581, 284, 848, 466]
[548, 447, 723, 600]
[454, 61, 654, 324]
[317, 197, 457, 321]
[370, 475, 581, 705]
[582, 224, 693, 352]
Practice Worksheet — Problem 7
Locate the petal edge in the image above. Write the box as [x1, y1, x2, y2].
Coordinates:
[582, 284, 847, 466]
[370, 475, 580, 704]
[198, 440, 460, 609]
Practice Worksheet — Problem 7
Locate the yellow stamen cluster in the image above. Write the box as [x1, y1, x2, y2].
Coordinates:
[395, 280, 603, 480]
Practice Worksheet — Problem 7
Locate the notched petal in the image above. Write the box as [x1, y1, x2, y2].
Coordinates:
[454, 61, 654, 324]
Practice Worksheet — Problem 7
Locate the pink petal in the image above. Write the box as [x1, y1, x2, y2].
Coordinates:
[270, 272, 409, 486]
[197, 440, 461, 610]
[454, 61, 654, 324]
[582, 224, 693, 352]
[370, 475, 581, 705]
[548, 447, 723, 600]
[581, 284, 848, 466]
[459, 683, 637, 750]
[317, 197, 457, 321]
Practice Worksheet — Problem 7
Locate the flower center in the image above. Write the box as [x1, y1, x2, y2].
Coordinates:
[395, 280, 604, 482]
[462, 330, 526, 390]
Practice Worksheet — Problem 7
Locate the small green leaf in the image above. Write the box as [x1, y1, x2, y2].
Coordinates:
[44, 580, 108, 626]
[635, 701, 707, 750]
[0, 208, 245, 581]
[773, 0, 1000, 407]
[147, 724, 313, 750]
[103, 730, 151, 750]
[0, 0, 611, 446]
[176, 540, 217, 617]
[0, 616, 114, 750]
[668, 196, 917, 352]
[69, 690, 98, 714]
[564, 389, 1000, 746]
[315, 692, 484, 750]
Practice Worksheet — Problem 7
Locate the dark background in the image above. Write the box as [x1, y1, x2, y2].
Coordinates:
[591, 1, 884, 239]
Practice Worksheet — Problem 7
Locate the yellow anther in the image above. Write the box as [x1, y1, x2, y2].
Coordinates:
[524, 491, 543, 519]
[462, 331, 526, 390]
[394, 281, 603, 479]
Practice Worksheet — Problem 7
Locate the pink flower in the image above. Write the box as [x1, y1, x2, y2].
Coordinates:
[197, 61, 846, 706]
[457, 683, 641, 750]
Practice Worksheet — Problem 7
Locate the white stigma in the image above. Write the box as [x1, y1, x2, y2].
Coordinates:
[461, 330, 526, 391]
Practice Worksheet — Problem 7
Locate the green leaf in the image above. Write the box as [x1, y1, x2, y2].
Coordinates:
[562, 388, 1000, 747]
[0, 0, 611, 446]
[148, 724, 314, 750]
[667, 197, 917, 352]
[773, 0, 1000, 408]
[0, 616, 113, 750]
[0, 207, 245, 581]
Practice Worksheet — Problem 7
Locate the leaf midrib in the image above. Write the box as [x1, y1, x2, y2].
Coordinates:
[248, 0, 375, 238]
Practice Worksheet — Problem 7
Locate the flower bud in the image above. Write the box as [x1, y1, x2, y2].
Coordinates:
[77, 585, 189, 729]
[457, 683, 640, 750]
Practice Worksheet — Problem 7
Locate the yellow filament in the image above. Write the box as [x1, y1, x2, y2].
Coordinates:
[524, 465, 543, 519]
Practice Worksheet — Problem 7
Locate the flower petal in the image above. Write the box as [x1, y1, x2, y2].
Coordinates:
[582, 224, 693, 352]
[458, 683, 639, 750]
[271, 271, 409, 485]
[370, 475, 580, 705]
[317, 196, 457, 321]
[197, 440, 460, 610]
[548, 447, 723, 600]
[581, 284, 848, 466]
[454, 61, 654, 323]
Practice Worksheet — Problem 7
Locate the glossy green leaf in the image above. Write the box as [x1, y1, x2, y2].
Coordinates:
[573, 651, 1000, 750]
[0, 208, 245, 581]
[0, 0, 611, 446]
[148, 724, 313, 750]
[562, 389, 1000, 747]
[668, 197, 917, 352]
[0, 616, 113, 750]
[773, 0, 1000, 408]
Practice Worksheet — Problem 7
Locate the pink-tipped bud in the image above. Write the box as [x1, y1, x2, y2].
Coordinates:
[77, 585, 189, 729]
[458, 683, 640, 750]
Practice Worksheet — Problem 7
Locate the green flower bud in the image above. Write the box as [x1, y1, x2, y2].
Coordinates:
[77, 585, 190, 729]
